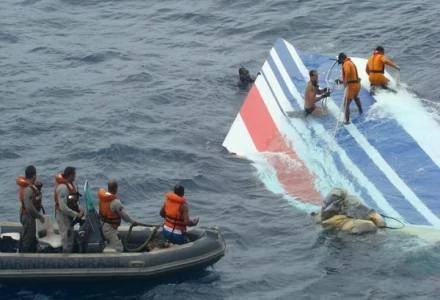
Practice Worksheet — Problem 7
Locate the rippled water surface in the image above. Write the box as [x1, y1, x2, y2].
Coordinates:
[1, 0, 440, 299]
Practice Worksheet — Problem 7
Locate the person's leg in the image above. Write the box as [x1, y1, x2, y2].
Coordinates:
[304, 106, 314, 117]
[354, 97, 363, 114]
[21, 214, 37, 252]
[57, 214, 74, 253]
[311, 106, 326, 116]
[102, 223, 123, 252]
[381, 84, 398, 93]
[162, 228, 185, 244]
[171, 233, 185, 245]
[344, 98, 351, 124]
[65, 222, 74, 253]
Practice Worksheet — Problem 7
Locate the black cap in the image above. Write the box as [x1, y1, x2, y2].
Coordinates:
[337, 52, 347, 64]
[375, 46, 384, 52]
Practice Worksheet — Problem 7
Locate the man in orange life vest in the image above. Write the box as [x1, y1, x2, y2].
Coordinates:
[54, 166, 84, 253]
[16, 165, 45, 252]
[366, 46, 400, 94]
[98, 179, 140, 252]
[335, 52, 363, 124]
[160, 184, 199, 245]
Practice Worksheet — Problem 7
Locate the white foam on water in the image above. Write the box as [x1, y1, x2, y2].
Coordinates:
[369, 82, 440, 169]
[352, 56, 440, 168]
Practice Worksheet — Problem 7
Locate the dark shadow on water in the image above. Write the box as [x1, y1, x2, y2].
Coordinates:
[0, 268, 219, 299]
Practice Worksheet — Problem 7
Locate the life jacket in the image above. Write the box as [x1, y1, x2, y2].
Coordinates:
[163, 192, 187, 232]
[367, 51, 385, 74]
[321, 215, 378, 234]
[98, 188, 121, 229]
[342, 58, 360, 84]
[16, 176, 42, 214]
[53, 173, 79, 212]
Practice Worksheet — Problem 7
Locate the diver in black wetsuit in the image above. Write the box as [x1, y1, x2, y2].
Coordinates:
[238, 67, 255, 85]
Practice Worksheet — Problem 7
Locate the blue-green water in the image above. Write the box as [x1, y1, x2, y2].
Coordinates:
[1, 0, 440, 299]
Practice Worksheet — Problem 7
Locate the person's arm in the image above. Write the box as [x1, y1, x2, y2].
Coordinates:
[382, 56, 399, 70]
[159, 204, 165, 218]
[111, 199, 137, 224]
[316, 87, 325, 94]
[57, 185, 83, 218]
[23, 187, 44, 221]
[318, 87, 330, 98]
[180, 204, 198, 226]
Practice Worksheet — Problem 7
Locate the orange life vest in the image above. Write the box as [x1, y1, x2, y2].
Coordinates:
[366, 51, 391, 86]
[98, 188, 121, 228]
[342, 58, 360, 84]
[16, 176, 42, 214]
[367, 52, 385, 74]
[53, 173, 78, 211]
[163, 192, 187, 232]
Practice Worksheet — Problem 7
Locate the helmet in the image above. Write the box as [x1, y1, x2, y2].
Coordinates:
[337, 52, 347, 64]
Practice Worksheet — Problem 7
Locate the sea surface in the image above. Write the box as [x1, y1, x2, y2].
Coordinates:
[1, 0, 440, 299]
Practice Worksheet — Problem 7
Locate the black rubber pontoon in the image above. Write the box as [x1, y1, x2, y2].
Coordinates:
[0, 222, 225, 282]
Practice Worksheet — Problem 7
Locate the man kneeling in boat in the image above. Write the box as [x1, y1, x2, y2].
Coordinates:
[311, 188, 386, 234]
[304, 70, 330, 117]
[98, 180, 141, 252]
[160, 184, 199, 244]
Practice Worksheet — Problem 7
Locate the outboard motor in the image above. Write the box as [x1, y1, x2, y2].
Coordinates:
[77, 181, 105, 253]
[77, 209, 105, 253]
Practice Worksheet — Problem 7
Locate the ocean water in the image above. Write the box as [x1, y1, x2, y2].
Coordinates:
[1, 0, 440, 299]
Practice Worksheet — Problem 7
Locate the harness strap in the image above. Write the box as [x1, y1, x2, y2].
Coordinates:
[369, 54, 385, 74]
[343, 59, 360, 85]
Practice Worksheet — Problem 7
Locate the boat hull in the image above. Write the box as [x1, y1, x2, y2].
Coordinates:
[0, 222, 225, 282]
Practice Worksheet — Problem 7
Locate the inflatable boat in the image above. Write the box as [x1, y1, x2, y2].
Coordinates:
[0, 182, 225, 282]
[223, 38, 440, 236]
[0, 223, 225, 282]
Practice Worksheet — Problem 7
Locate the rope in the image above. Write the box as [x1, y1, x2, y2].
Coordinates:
[123, 223, 160, 252]
[323, 59, 338, 110]
[332, 87, 347, 138]
[396, 70, 401, 88]
[379, 213, 406, 229]
[420, 98, 440, 107]
[324, 58, 346, 137]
